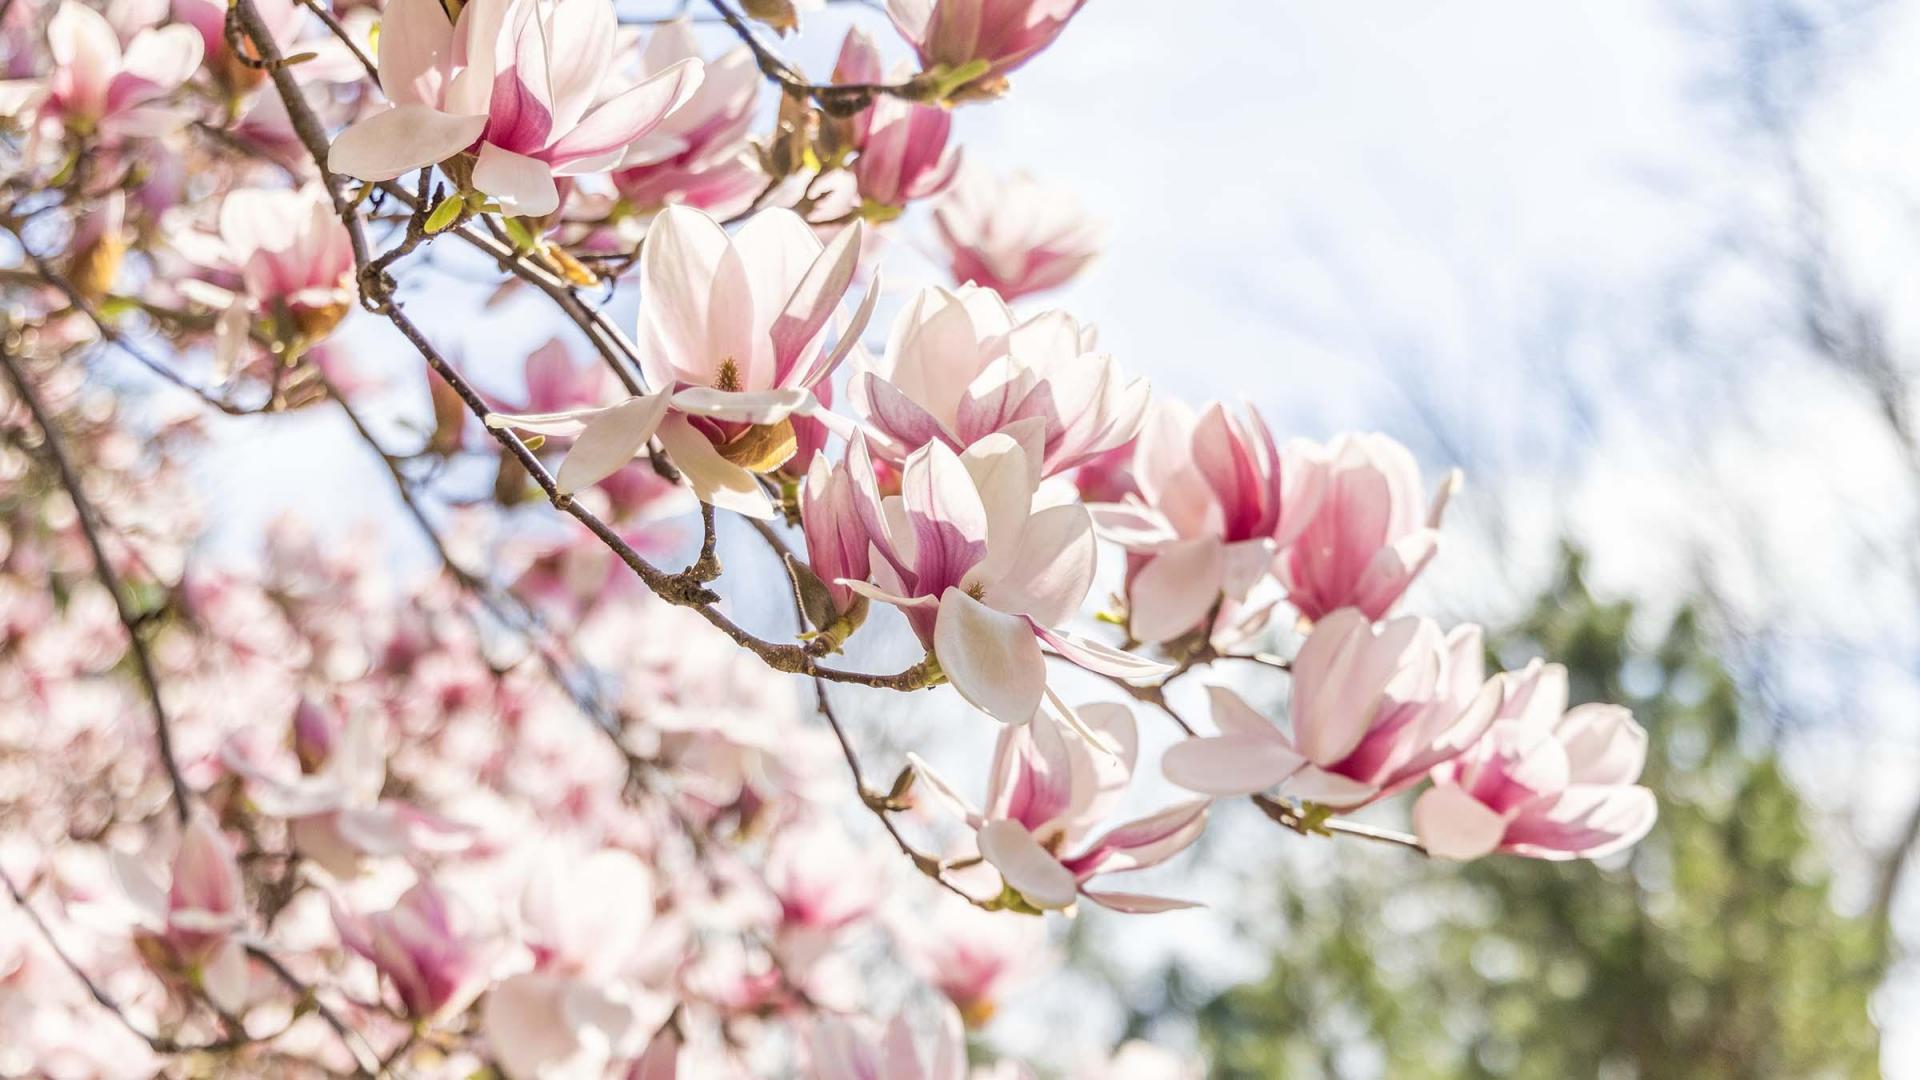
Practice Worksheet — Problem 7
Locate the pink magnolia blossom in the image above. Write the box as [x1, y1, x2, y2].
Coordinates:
[1281, 433, 1460, 623]
[850, 285, 1147, 478]
[333, 878, 494, 1023]
[1162, 609, 1501, 808]
[110, 816, 251, 1013]
[181, 184, 357, 370]
[225, 715, 470, 877]
[1094, 401, 1323, 645]
[892, 891, 1054, 1026]
[912, 702, 1206, 912]
[840, 432, 1169, 724]
[2, 1, 203, 138]
[834, 29, 962, 214]
[482, 849, 674, 1080]
[934, 168, 1099, 300]
[799, 442, 879, 631]
[488, 207, 877, 518]
[326, 0, 703, 217]
[612, 19, 765, 217]
[886, 0, 1089, 99]
[806, 1001, 966, 1080]
[1413, 660, 1658, 861]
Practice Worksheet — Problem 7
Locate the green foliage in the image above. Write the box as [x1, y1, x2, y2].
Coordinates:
[1194, 548, 1886, 1079]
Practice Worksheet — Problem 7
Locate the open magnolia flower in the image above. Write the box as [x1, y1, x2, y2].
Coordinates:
[1281, 432, 1461, 623]
[851, 285, 1147, 477]
[933, 167, 1100, 300]
[1162, 609, 1501, 808]
[489, 206, 877, 518]
[2, 1, 202, 139]
[327, 0, 703, 217]
[1413, 660, 1658, 861]
[1095, 400, 1323, 645]
[110, 816, 251, 1015]
[175, 184, 356, 377]
[827, 431, 1169, 724]
[912, 701, 1207, 912]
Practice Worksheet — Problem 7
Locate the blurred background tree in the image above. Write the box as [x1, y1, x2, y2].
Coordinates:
[1098, 548, 1887, 1078]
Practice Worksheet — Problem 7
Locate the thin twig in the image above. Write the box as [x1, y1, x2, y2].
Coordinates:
[0, 343, 192, 824]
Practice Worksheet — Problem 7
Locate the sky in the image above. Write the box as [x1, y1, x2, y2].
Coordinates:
[168, 0, 1920, 1072]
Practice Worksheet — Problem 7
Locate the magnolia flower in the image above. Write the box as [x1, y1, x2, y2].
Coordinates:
[327, 0, 703, 217]
[182, 184, 356, 375]
[111, 816, 250, 1014]
[806, 1001, 966, 1080]
[483, 849, 674, 1080]
[850, 285, 1147, 478]
[1163, 609, 1501, 808]
[1413, 660, 1657, 861]
[1094, 401, 1323, 645]
[334, 878, 493, 1023]
[2, 1, 203, 137]
[1281, 433, 1460, 623]
[834, 29, 961, 214]
[913, 701, 1206, 912]
[892, 890, 1051, 1026]
[797, 445, 877, 639]
[226, 715, 469, 877]
[840, 432, 1169, 724]
[934, 168, 1099, 300]
[488, 207, 877, 518]
[612, 19, 765, 217]
[886, 0, 1089, 99]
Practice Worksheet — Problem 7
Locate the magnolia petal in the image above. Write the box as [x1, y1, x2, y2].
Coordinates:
[374, 0, 455, 106]
[550, 58, 704, 168]
[771, 220, 863, 377]
[1278, 764, 1380, 809]
[327, 105, 485, 182]
[1505, 784, 1657, 861]
[655, 413, 774, 519]
[485, 402, 623, 437]
[977, 820, 1078, 909]
[1127, 537, 1225, 644]
[200, 939, 250, 1015]
[1412, 783, 1508, 861]
[906, 751, 984, 828]
[981, 503, 1095, 629]
[935, 587, 1045, 725]
[669, 386, 811, 424]
[554, 394, 669, 495]
[1031, 623, 1175, 679]
[474, 141, 561, 218]
[1161, 733, 1305, 796]
[1081, 890, 1203, 914]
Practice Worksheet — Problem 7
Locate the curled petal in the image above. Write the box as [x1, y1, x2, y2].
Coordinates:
[328, 105, 486, 182]
[935, 587, 1045, 725]
[978, 820, 1077, 909]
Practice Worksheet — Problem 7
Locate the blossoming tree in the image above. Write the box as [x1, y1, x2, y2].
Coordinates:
[0, 0, 1656, 1075]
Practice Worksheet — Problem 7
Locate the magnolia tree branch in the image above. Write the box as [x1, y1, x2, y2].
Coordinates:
[0, 341, 192, 825]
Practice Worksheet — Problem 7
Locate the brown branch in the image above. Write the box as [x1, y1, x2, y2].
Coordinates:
[703, 0, 940, 115]
[1, 867, 201, 1054]
[315, 366, 622, 729]
[812, 679, 1000, 910]
[12, 243, 258, 416]
[0, 343, 192, 824]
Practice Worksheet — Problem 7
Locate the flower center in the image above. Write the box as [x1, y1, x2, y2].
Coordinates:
[715, 358, 741, 392]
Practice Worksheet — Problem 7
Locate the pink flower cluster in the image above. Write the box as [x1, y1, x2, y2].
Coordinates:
[0, 0, 1655, 1074]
